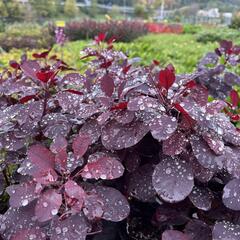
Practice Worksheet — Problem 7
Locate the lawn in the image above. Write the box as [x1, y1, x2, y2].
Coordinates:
[0, 34, 217, 73]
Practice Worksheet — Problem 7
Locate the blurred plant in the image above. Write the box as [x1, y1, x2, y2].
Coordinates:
[55, 27, 66, 46]
[230, 11, 240, 30]
[64, 0, 79, 18]
[64, 19, 148, 42]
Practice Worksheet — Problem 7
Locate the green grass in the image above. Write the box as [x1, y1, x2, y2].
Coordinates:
[0, 34, 219, 73]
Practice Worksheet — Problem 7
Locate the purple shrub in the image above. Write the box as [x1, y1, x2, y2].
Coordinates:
[0, 37, 240, 239]
[64, 19, 148, 42]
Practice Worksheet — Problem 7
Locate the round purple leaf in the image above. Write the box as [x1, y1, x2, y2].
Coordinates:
[222, 179, 240, 211]
[50, 214, 91, 240]
[81, 154, 124, 180]
[95, 186, 130, 222]
[10, 227, 46, 240]
[127, 96, 159, 112]
[152, 156, 194, 203]
[149, 115, 177, 142]
[189, 186, 212, 211]
[162, 131, 188, 156]
[41, 113, 71, 139]
[212, 221, 240, 240]
[190, 136, 223, 171]
[101, 120, 148, 150]
[224, 147, 240, 178]
[0, 202, 39, 239]
[6, 181, 39, 208]
[189, 155, 214, 183]
[184, 220, 212, 240]
[79, 119, 101, 144]
[162, 230, 190, 240]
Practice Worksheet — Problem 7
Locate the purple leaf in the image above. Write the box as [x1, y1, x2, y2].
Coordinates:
[222, 179, 240, 211]
[72, 134, 91, 159]
[28, 144, 55, 171]
[123, 151, 141, 173]
[152, 156, 194, 203]
[79, 119, 101, 144]
[81, 153, 124, 180]
[41, 113, 71, 139]
[21, 60, 40, 80]
[10, 227, 46, 240]
[184, 220, 212, 240]
[189, 154, 214, 183]
[0, 202, 39, 239]
[206, 100, 227, 115]
[101, 120, 148, 150]
[100, 74, 114, 97]
[65, 180, 85, 211]
[95, 186, 130, 222]
[212, 221, 240, 240]
[189, 186, 212, 211]
[149, 115, 177, 142]
[50, 214, 91, 240]
[35, 189, 62, 222]
[83, 193, 104, 220]
[188, 84, 208, 106]
[6, 181, 39, 208]
[162, 230, 190, 240]
[127, 96, 159, 112]
[50, 136, 68, 171]
[114, 110, 135, 124]
[224, 147, 240, 178]
[190, 136, 223, 171]
[202, 132, 225, 155]
[97, 111, 112, 125]
[162, 131, 187, 156]
[127, 164, 156, 202]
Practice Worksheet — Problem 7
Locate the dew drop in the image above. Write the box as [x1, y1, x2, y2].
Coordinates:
[21, 199, 29, 206]
[51, 209, 58, 215]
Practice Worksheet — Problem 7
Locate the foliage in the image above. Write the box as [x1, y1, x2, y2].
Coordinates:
[64, 0, 79, 18]
[183, 24, 202, 34]
[0, 23, 54, 51]
[63, 19, 148, 42]
[230, 11, 240, 30]
[147, 22, 183, 34]
[196, 28, 240, 44]
[0, 33, 240, 239]
[0, 0, 23, 22]
[29, 0, 60, 20]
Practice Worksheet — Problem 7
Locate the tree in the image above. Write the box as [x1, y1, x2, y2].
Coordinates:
[0, 0, 23, 22]
[64, 0, 79, 18]
[30, 0, 59, 20]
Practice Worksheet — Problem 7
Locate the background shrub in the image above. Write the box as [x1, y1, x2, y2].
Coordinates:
[230, 11, 240, 30]
[0, 23, 54, 51]
[64, 19, 148, 42]
[196, 28, 240, 43]
[183, 24, 202, 34]
[147, 22, 184, 34]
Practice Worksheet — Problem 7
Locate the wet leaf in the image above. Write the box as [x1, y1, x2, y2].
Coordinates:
[152, 156, 194, 203]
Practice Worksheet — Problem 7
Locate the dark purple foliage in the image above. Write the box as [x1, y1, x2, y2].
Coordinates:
[196, 40, 240, 99]
[0, 39, 240, 240]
